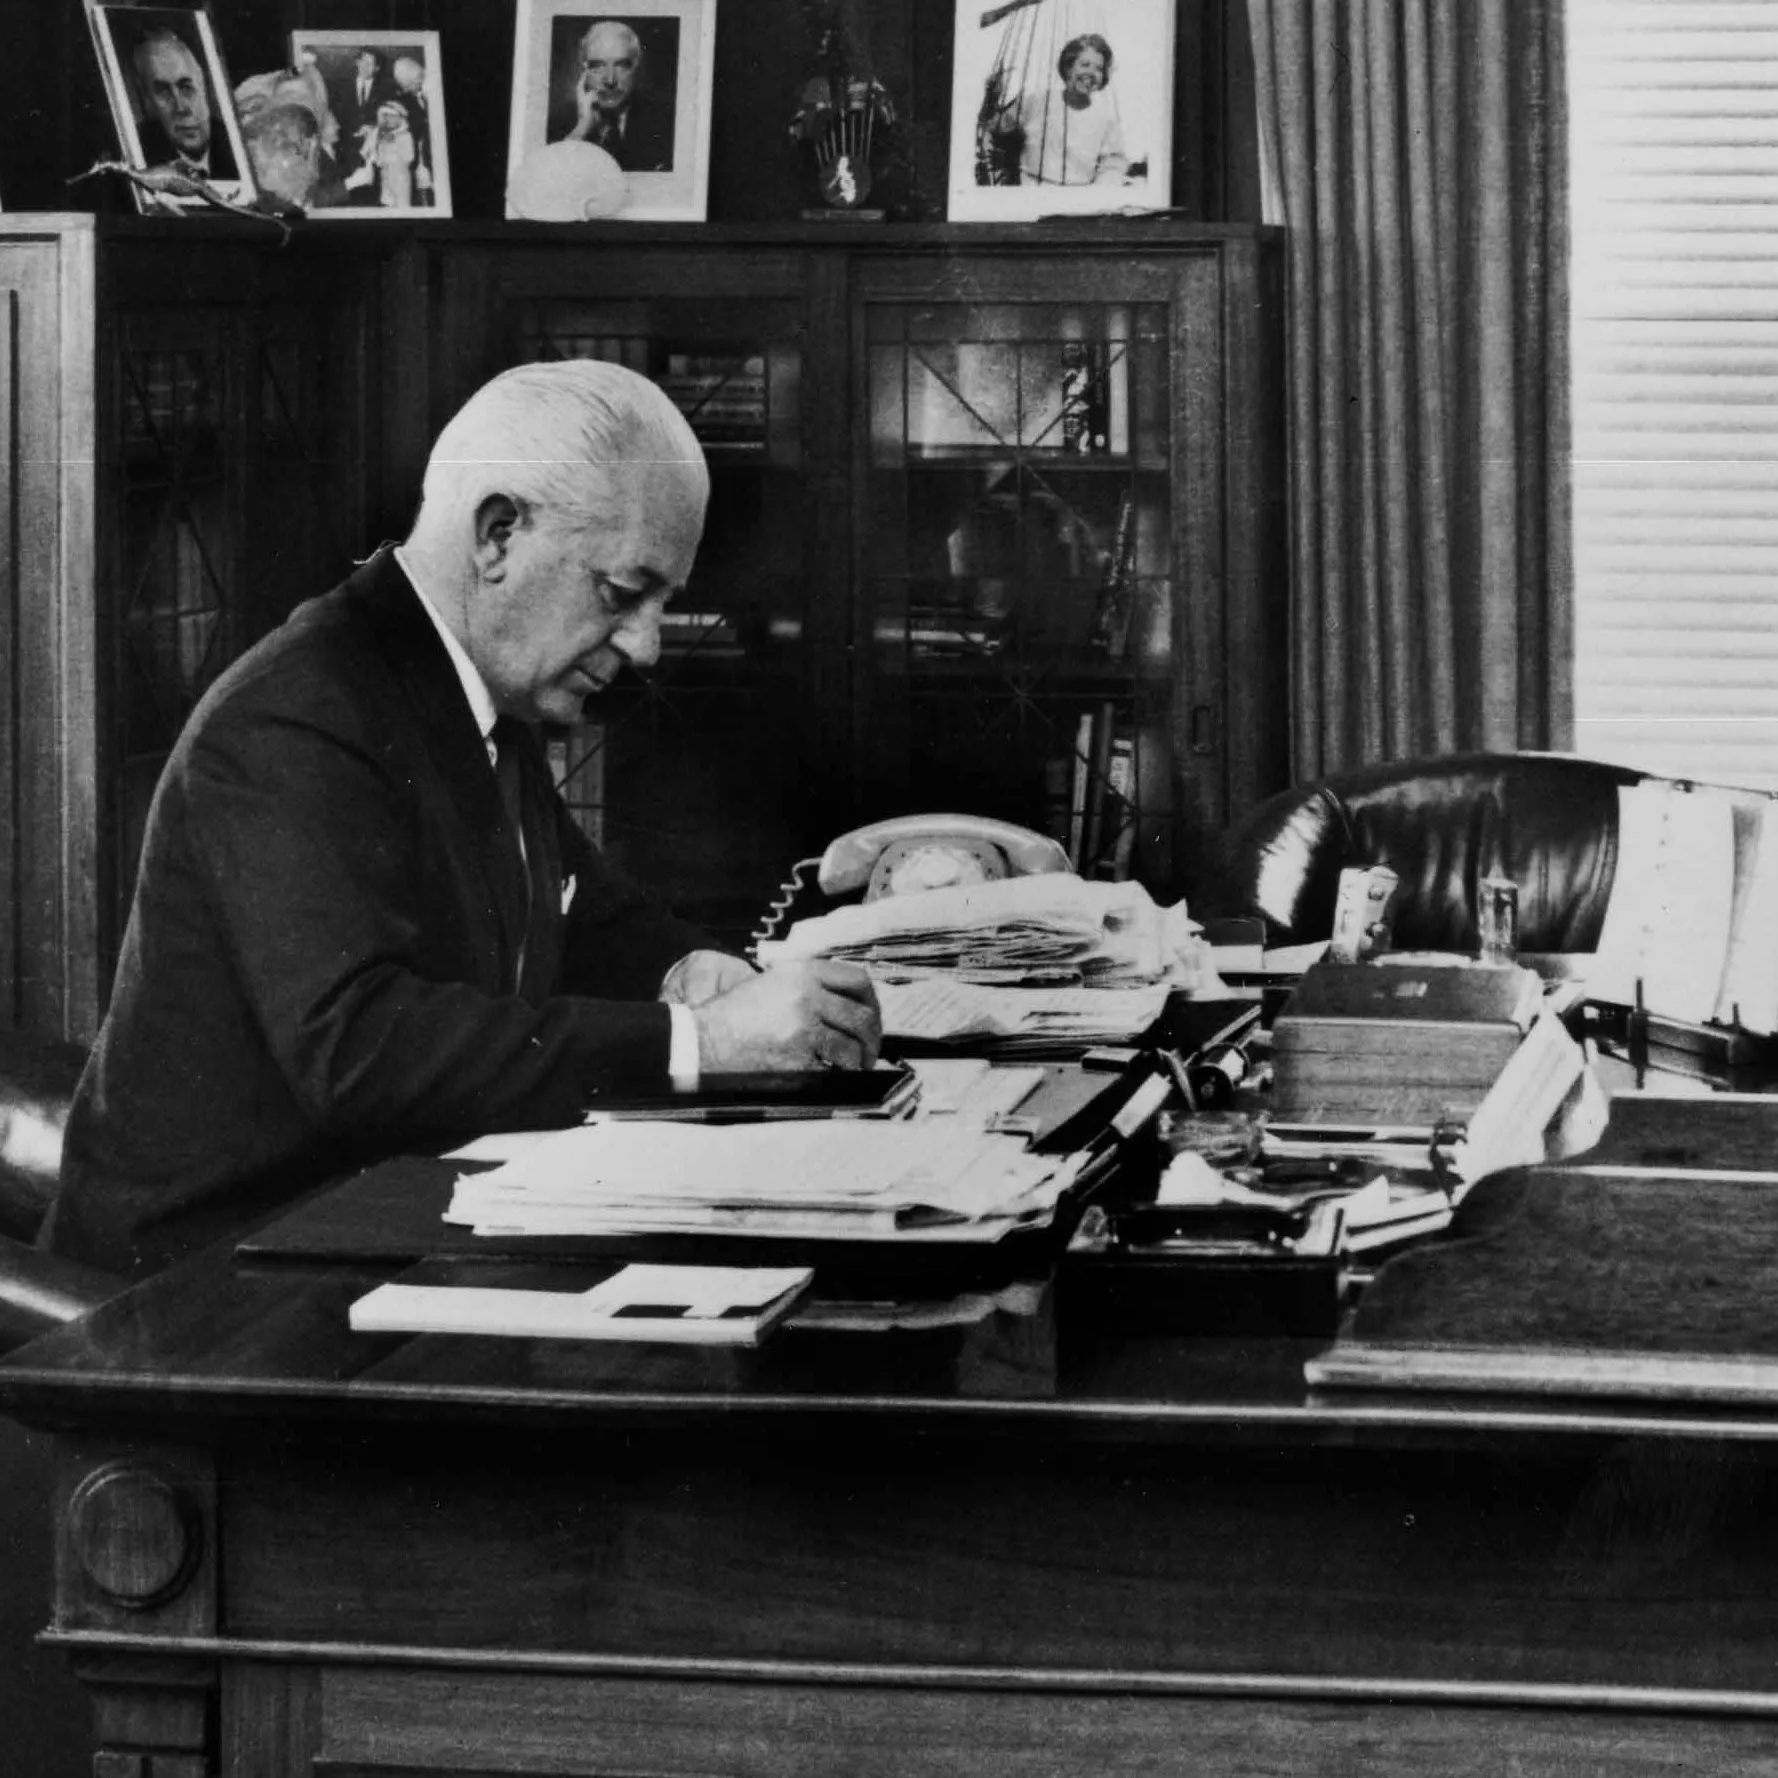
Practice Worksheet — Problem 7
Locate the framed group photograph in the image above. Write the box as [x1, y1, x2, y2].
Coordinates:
[946, 0, 1175, 222]
[86, 2, 256, 211]
[288, 29, 453, 217]
[507, 0, 718, 222]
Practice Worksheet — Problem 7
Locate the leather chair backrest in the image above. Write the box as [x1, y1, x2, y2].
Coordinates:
[1226, 752, 1650, 953]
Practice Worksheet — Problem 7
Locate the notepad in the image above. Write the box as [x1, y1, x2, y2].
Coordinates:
[348, 1264, 815, 1345]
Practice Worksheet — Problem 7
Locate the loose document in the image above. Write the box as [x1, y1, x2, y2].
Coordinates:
[445, 1117, 1090, 1242]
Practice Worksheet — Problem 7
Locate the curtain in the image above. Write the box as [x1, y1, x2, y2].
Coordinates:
[1248, 0, 1571, 780]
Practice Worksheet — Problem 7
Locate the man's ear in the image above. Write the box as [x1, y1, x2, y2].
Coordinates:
[472, 494, 521, 579]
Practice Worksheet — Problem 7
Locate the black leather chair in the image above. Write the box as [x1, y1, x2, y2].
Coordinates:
[0, 1029, 113, 1352]
[1222, 752, 1652, 952]
[0, 1030, 114, 1774]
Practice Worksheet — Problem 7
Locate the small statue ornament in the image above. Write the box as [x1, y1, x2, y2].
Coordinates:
[790, 0, 895, 216]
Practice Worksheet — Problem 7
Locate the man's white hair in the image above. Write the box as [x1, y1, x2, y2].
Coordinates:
[418, 359, 707, 535]
[580, 18, 643, 63]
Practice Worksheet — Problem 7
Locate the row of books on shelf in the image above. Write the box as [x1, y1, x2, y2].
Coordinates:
[553, 337, 769, 449]
[1041, 702, 1142, 881]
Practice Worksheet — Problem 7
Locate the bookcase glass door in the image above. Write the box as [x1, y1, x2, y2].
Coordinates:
[106, 292, 371, 986]
[861, 298, 1177, 888]
[511, 295, 812, 943]
[116, 313, 238, 926]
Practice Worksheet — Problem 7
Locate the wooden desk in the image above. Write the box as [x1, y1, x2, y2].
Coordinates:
[9, 1098, 1778, 1776]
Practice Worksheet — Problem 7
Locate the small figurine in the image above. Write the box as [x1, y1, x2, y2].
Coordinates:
[789, 0, 895, 214]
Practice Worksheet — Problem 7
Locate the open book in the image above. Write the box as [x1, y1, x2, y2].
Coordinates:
[1587, 780, 1778, 1031]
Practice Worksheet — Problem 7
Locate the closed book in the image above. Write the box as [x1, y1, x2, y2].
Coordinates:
[1281, 960, 1543, 1030]
[1270, 1082, 1495, 1124]
[1272, 959, 1542, 1125]
[1272, 1021, 1524, 1074]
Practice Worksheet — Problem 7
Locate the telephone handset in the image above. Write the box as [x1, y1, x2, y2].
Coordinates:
[818, 814, 1070, 902]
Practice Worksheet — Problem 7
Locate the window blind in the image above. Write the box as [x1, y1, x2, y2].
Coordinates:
[1572, 0, 1778, 787]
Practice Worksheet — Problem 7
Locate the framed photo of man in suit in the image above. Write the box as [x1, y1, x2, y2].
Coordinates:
[288, 29, 454, 217]
[87, 2, 257, 212]
[507, 0, 718, 222]
[945, 0, 1174, 222]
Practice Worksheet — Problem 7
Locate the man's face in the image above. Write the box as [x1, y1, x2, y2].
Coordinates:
[582, 24, 641, 118]
[136, 37, 211, 158]
[356, 51, 377, 81]
[468, 461, 705, 725]
[1066, 46, 1107, 98]
[394, 58, 424, 96]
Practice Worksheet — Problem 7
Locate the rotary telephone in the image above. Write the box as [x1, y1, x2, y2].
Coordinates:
[751, 814, 1071, 952]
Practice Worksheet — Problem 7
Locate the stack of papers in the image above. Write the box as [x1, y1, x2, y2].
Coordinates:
[756, 873, 1189, 1046]
[756, 873, 1169, 988]
[876, 978, 1171, 1051]
[445, 1117, 1088, 1244]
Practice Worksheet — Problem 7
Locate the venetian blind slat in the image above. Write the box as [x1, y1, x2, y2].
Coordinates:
[1573, 1, 1778, 787]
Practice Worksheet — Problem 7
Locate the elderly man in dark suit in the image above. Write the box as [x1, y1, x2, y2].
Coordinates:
[554, 18, 676, 172]
[44, 361, 879, 1277]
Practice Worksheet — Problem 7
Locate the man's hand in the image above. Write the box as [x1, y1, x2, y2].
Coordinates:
[570, 72, 601, 140]
[659, 949, 757, 1009]
[694, 961, 881, 1073]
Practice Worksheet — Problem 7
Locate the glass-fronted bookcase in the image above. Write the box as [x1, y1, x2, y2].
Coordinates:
[860, 280, 1177, 884]
[849, 235, 1286, 898]
[0, 218, 393, 1038]
[4, 219, 1284, 1036]
[441, 224, 1286, 944]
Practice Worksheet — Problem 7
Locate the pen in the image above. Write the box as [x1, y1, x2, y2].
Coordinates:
[587, 1106, 830, 1125]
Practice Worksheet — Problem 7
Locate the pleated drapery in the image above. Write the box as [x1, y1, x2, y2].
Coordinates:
[1248, 0, 1571, 779]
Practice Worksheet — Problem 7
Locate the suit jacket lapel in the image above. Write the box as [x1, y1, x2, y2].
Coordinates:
[348, 550, 531, 986]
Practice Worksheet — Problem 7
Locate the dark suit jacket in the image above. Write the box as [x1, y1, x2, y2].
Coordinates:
[608, 90, 675, 172]
[394, 91, 436, 202]
[136, 117, 238, 182]
[45, 551, 711, 1276]
[547, 89, 676, 172]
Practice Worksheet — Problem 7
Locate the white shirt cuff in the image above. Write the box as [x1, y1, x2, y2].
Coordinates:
[667, 1002, 700, 1093]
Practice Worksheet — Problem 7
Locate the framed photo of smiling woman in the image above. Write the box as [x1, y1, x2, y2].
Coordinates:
[87, 2, 256, 211]
[946, 0, 1174, 222]
[506, 0, 718, 222]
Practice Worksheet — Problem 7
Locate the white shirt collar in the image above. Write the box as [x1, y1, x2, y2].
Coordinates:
[394, 545, 499, 748]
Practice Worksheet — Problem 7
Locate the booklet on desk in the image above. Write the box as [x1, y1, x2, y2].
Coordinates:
[349, 1262, 815, 1345]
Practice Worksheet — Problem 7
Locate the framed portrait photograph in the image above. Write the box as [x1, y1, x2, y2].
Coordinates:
[86, 3, 256, 211]
[946, 0, 1175, 222]
[287, 29, 453, 217]
[507, 0, 718, 222]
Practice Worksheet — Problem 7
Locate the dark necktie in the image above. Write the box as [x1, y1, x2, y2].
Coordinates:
[491, 717, 534, 988]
